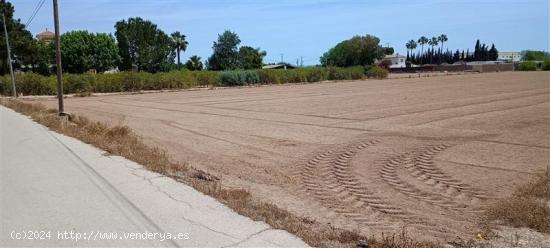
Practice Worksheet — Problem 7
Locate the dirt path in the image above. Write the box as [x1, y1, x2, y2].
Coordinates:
[30, 71, 550, 241]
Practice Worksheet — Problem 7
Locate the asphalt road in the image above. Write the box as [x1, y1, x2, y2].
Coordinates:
[0, 106, 308, 247]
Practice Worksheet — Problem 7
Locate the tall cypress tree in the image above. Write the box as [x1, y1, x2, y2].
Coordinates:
[474, 40, 481, 61]
[481, 44, 488, 61]
[453, 50, 460, 63]
[488, 44, 498, 61]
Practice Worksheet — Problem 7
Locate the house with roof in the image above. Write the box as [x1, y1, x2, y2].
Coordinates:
[262, 63, 296, 70]
[36, 29, 54, 44]
[497, 52, 521, 62]
[377, 53, 407, 68]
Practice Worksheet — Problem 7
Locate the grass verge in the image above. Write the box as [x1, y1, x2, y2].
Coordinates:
[485, 168, 550, 233]
[1, 98, 440, 248]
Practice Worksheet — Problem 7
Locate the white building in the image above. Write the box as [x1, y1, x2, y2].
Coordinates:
[378, 54, 406, 68]
[498, 52, 521, 62]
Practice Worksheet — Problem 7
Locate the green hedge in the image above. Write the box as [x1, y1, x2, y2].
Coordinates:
[0, 66, 385, 96]
[519, 61, 537, 71]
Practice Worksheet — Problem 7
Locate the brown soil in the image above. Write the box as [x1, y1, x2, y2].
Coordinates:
[28, 71, 550, 242]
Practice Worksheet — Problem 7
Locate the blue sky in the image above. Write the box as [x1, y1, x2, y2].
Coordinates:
[11, 0, 550, 65]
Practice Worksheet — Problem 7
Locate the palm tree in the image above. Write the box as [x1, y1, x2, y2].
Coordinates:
[428, 37, 439, 64]
[171, 31, 188, 68]
[405, 40, 417, 62]
[438, 34, 448, 52]
[185, 55, 203, 71]
[417, 36, 428, 64]
[410, 40, 417, 64]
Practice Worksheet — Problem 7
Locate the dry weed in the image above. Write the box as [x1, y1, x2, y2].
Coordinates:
[485, 168, 550, 233]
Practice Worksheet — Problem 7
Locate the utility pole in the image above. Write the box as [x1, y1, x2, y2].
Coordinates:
[280, 53, 284, 64]
[2, 13, 17, 97]
[53, 0, 64, 115]
[300, 56, 303, 67]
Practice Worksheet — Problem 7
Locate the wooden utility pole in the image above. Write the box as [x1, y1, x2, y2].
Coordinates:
[1, 13, 17, 97]
[53, 0, 64, 115]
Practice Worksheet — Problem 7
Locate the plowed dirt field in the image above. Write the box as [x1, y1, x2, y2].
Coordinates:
[31, 71, 550, 241]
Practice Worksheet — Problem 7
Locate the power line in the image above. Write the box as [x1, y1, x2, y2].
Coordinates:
[25, 0, 42, 25]
[25, 0, 46, 28]
[26, 0, 46, 27]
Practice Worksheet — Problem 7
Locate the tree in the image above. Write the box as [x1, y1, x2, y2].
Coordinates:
[488, 44, 498, 61]
[238, 46, 266, 69]
[171, 31, 188, 68]
[474, 39, 481, 61]
[58, 30, 120, 73]
[115, 17, 174, 72]
[320, 34, 386, 67]
[207, 30, 241, 70]
[522, 50, 550, 61]
[438, 34, 448, 52]
[428, 37, 439, 64]
[405, 40, 417, 62]
[522, 50, 548, 61]
[26, 40, 53, 75]
[92, 33, 120, 72]
[0, 0, 35, 75]
[417, 36, 429, 64]
[384, 47, 394, 55]
[453, 49, 460, 63]
[185, 55, 203, 71]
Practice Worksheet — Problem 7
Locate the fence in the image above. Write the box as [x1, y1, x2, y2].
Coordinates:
[389, 63, 514, 73]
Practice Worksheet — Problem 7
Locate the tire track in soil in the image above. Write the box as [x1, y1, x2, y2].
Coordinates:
[406, 144, 489, 200]
[378, 144, 488, 220]
[299, 140, 458, 238]
[300, 150, 398, 232]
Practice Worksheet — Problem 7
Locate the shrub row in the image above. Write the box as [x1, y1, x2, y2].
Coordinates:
[519, 61, 537, 71]
[0, 66, 387, 96]
[519, 60, 550, 71]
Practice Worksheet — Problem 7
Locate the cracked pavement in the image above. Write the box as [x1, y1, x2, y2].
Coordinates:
[0, 106, 308, 247]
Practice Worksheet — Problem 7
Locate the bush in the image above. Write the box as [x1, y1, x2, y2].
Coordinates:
[519, 61, 537, 71]
[218, 71, 260, 86]
[194, 71, 219, 86]
[0, 66, 377, 96]
[348, 66, 365, 80]
[256, 70, 280, 84]
[303, 68, 327, 82]
[14, 73, 56, 96]
[543, 60, 550, 71]
[328, 66, 364, 80]
[157, 71, 197, 89]
[64, 74, 93, 94]
[365, 66, 388, 79]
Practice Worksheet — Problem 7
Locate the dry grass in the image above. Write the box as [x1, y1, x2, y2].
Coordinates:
[1, 98, 443, 248]
[485, 168, 550, 234]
